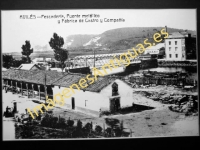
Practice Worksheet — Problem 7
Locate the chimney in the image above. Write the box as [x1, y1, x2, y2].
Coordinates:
[165, 26, 167, 32]
[188, 33, 191, 38]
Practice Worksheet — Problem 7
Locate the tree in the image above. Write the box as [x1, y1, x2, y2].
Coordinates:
[49, 33, 69, 72]
[21, 56, 28, 63]
[3, 54, 15, 69]
[21, 41, 33, 63]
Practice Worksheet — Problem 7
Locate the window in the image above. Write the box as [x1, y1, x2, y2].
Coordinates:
[169, 47, 171, 51]
[176, 54, 178, 58]
[175, 47, 178, 51]
[169, 41, 171, 45]
[175, 41, 177, 45]
[169, 54, 172, 58]
[181, 39, 185, 45]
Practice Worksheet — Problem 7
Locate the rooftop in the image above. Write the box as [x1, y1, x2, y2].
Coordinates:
[17, 64, 41, 70]
[2, 69, 122, 92]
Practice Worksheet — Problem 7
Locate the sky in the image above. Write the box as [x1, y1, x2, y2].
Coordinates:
[1, 9, 196, 53]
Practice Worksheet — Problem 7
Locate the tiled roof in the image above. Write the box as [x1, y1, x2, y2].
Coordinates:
[17, 64, 40, 70]
[167, 32, 185, 38]
[2, 69, 125, 92]
[2, 69, 67, 85]
[84, 76, 117, 92]
[146, 43, 165, 50]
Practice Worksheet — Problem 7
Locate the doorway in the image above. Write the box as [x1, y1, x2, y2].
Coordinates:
[110, 97, 121, 112]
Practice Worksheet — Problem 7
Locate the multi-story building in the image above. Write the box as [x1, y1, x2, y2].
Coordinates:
[165, 32, 186, 61]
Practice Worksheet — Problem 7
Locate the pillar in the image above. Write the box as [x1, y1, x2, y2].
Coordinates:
[11, 80, 13, 92]
[38, 85, 41, 100]
[44, 86, 47, 103]
[32, 84, 34, 98]
[26, 83, 28, 98]
[16, 81, 18, 93]
[21, 82, 23, 95]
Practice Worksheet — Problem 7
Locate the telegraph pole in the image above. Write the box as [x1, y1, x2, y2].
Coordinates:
[93, 48, 95, 68]
[44, 71, 47, 104]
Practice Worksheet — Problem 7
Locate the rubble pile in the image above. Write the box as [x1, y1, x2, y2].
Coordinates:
[137, 91, 198, 116]
[168, 95, 198, 116]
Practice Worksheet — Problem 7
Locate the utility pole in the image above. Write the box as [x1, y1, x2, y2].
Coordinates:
[93, 48, 95, 68]
[44, 71, 47, 104]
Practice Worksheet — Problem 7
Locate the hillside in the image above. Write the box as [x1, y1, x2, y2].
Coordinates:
[4, 27, 196, 59]
[65, 34, 97, 48]
[65, 27, 196, 50]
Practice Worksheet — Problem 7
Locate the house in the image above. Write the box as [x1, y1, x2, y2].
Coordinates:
[51, 75, 134, 115]
[32, 57, 56, 64]
[17, 64, 41, 70]
[2, 69, 134, 116]
[165, 32, 196, 61]
[144, 43, 165, 55]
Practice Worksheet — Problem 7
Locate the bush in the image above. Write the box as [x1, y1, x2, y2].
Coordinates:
[57, 117, 66, 129]
[99, 111, 111, 117]
[67, 118, 74, 127]
[95, 125, 102, 134]
[77, 120, 82, 130]
[83, 122, 92, 132]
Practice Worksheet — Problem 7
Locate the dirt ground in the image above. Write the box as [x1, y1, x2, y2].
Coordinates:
[50, 85, 198, 137]
[3, 85, 199, 138]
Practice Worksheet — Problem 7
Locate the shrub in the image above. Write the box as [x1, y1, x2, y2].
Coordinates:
[95, 125, 102, 134]
[58, 117, 66, 129]
[99, 111, 111, 117]
[67, 118, 74, 127]
[83, 122, 92, 133]
[77, 119, 82, 130]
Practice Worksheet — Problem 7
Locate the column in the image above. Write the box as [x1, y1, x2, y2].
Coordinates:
[16, 81, 18, 93]
[26, 83, 28, 98]
[44, 86, 47, 103]
[11, 80, 13, 92]
[38, 85, 40, 100]
[21, 82, 23, 95]
[32, 84, 34, 98]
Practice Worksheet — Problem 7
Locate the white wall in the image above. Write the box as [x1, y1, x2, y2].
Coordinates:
[165, 38, 186, 61]
[52, 79, 133, 112]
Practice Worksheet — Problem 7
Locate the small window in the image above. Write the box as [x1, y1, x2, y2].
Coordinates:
[169, 54, 172, 58]
[175, 41, 177, 45]
[169, 41, 171, 45]
[176, 54, 178, 58]
[169, 47, 171, 51]
[175, 47, 178, 51]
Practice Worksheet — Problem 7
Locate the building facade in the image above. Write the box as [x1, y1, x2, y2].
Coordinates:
[165, 32, 186, 61]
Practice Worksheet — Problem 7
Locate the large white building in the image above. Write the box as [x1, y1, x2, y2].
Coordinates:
[165, 32, 186, 61]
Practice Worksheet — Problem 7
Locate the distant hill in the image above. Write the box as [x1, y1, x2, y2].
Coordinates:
[67, 27, 196, 50]
[34, 44, 52, 51]
[65, 34, 97, 48]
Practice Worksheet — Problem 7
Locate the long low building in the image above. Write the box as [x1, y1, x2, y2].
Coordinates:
[2, 69, 134, 116]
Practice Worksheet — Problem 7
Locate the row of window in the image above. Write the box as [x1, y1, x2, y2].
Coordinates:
[169, 47, 178, 51]
[169, 54, 185, 58]
[169, 41, 177, 45]
[169, 54, 178, 58]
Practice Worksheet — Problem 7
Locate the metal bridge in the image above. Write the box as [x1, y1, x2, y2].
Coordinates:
[66, 52, 143, 70]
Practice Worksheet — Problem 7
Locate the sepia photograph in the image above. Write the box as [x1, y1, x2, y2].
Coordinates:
[1, 9, 198, 140]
